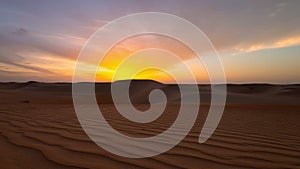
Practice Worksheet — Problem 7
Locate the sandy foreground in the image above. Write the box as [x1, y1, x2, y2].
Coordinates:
[0, 81, 299, 169]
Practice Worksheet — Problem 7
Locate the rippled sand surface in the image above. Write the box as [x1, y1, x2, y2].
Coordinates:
[0, 82, 299, 168]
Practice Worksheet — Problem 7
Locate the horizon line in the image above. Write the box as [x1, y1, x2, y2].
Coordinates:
[0, 80, 299, 85]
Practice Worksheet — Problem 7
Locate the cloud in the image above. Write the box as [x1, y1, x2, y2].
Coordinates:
[0, 58, 53, 74]
[233, 35, 300, 52]
[12, 28, 28, 36]
[0, 27, 84, 62]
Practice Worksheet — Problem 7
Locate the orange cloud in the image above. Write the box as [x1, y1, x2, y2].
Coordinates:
[234, 35, 300, 52]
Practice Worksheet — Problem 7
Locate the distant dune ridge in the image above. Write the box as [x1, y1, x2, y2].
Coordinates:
[0, 80, 299, 168]
[0, 80, 299, 105]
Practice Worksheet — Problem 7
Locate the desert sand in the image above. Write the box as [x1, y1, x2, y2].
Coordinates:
[0, 81, 299, 169]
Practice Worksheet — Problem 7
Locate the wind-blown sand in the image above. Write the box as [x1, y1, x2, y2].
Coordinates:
[0, 81, 299, 168]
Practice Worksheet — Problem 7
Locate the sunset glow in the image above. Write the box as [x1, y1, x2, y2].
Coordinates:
[0, 0, 299, 83]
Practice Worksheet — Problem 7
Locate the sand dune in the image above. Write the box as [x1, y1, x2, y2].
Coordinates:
[1, 81, 299, 105]
[0, 81, 299, 168]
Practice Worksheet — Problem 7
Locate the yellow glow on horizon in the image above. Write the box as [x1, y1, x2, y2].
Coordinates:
[95, 34, 199, 83]
[119, 68, 175, 83]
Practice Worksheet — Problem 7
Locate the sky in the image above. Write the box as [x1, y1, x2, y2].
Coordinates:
[0, 0, 299, 84]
